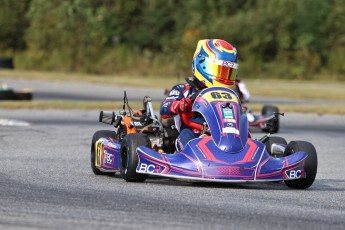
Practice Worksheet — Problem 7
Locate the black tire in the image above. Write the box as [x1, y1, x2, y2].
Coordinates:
[262, 105, 279, 133]
[0, 57, 14, 69]
[0, 90, 16, 100]
[284, 141, 318, 189]
[264, 136, 287, 156]
[0, 90, 32, 100]
[14, 91, 33, 100]
[120, 133, 151, 182]
[91, 130, 116, 175]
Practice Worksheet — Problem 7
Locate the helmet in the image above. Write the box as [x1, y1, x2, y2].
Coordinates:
[192, 39, 238, 88]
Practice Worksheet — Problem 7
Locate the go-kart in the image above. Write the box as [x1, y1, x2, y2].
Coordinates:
[0, 82, 32, 100]
[245, 104, 280, 133]
[91, 87, 317, 189]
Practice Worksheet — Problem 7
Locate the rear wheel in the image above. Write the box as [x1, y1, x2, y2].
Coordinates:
[120, 133, 151, 182]
[262, 105, 279, 133]
[284, 141, 318, 189]
[91, 130, 116, 175]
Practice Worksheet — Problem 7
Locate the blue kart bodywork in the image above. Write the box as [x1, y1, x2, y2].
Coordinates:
[136, 137, 306, 182]
[94, 87, 309, 183]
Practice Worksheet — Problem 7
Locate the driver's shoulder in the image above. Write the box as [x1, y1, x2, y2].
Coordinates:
[172, 83, 188, 90]
[168, 83, 189, 96]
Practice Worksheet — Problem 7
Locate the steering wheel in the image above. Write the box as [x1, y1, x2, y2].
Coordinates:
[181, 112, 203, 130]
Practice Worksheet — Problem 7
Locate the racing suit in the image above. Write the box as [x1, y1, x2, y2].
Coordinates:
[234, 78, 255, 122]
[234, 78, 251, 103]
[160, 78, 205, 152]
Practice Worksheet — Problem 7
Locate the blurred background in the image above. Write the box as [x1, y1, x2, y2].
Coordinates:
[0, 0, 344, 81]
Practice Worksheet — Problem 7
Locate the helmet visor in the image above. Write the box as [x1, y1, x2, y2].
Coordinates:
[204, 57, 238, 82]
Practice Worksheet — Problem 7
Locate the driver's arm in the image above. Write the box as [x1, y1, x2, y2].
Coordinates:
[237, 80, 250, 103]
[160, 84, 190, 119]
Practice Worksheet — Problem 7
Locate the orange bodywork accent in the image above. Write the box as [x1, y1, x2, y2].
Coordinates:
[123, 116, 136, 134]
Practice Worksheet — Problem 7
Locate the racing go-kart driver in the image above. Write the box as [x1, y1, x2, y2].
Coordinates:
[160, 39, 241, 151]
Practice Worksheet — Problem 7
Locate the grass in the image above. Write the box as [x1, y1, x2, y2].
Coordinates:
[0, 69, 178, 89]
[246, 80, 345, 101]
[1, 69, 344, 114]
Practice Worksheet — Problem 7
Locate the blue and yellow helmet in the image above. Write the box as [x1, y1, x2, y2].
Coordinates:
[192, 39, 238, 88]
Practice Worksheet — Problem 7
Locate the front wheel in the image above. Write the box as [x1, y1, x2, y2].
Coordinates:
[91, 130, 116, 175]
[284, 141, 318, 189]
[120, 133, 151, 182]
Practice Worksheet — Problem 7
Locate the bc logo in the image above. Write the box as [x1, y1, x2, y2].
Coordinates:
[103, 150, 114, 164]
[139, 163, 155, 173]
[288, 170, 302, 179]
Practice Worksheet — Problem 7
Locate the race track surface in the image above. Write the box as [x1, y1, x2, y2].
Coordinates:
[0, 109, 344, 230]
[4, 78, 345, 106]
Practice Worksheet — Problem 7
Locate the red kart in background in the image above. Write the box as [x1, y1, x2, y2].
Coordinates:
[244, 104, 280, 133]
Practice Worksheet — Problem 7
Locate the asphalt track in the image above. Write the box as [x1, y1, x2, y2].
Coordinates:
[3, 78, 345, 106]
[0, 109, 345, 230]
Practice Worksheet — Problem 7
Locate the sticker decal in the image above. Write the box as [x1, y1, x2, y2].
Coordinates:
[222, 127, 239, 134]
[103, 149, 115, 165]
[224, 118, 236, 123]
[222, 108, 234, 119]
[203, 90, 239, 103]
[138, 163, 156, 173]
[134, 121, 142, 126]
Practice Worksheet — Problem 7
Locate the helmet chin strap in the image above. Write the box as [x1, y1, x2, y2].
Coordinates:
[186, 76, 207, 90]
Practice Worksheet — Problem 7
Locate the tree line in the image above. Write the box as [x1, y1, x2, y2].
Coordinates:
[0, 0, 344, 81]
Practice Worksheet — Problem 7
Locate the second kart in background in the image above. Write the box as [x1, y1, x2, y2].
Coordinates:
[0, 81, 32, 100]
[234, 78, 280, 133]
